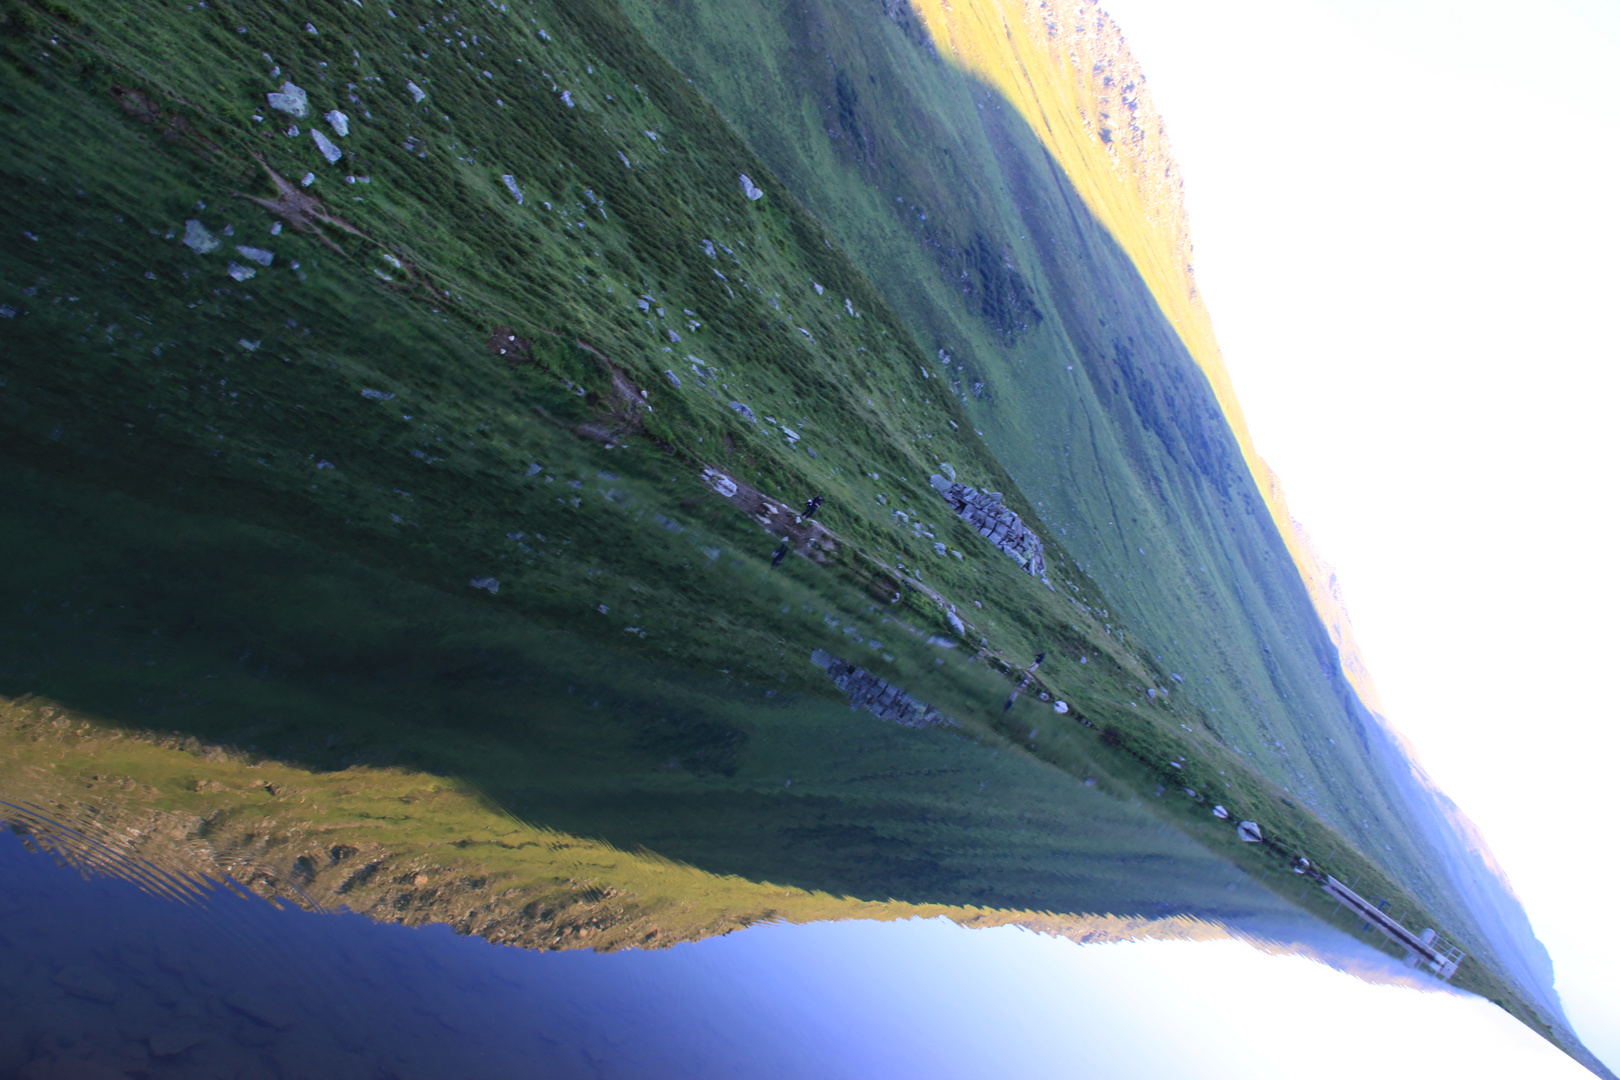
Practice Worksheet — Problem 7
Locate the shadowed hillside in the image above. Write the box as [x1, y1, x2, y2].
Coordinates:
[0, 0, 1603, 1072]
[614, 0, 1598, 1070]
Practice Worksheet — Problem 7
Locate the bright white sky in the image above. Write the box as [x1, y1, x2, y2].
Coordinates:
[691, 918, 1596, 1078]
[1092, 0, 1620, 1069]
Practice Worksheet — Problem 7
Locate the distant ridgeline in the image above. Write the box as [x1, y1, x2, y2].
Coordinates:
[0, 0, 1599, 1071]
[611, 0, 1596, 1069]
[899, 0, 1384, 717]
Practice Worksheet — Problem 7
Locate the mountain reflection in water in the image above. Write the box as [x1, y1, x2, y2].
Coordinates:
[0, 468, 1556, 1078]
[0, 824, 1580, 1080]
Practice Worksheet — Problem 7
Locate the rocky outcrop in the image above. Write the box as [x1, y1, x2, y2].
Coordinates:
[929, 474, 1047, 582]
[811, 650, 954, 728]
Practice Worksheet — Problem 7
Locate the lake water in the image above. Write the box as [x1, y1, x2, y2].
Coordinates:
[0, 460, 1591, 1078]
[0, 823, 1582, 1080]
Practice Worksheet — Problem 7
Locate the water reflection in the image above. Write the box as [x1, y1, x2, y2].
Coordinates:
[0, 826, 1577, 1080]
[0, 461, 1309, 932]
[0, 451, 1493, 1076]
[0, 699, 1304, 958]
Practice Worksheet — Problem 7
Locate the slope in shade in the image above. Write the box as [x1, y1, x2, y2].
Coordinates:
[613, 0, 1596, 1069]
[0, 0, 1600, 1073]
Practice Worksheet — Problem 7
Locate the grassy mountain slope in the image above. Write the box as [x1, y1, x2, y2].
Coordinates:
[897, 0, 1390, 718]
[613, 0, 1595, 1066]
[614, 0, 1427, 921]
[0, 0, 1338, 924]
[0, 0, 1596, 1069]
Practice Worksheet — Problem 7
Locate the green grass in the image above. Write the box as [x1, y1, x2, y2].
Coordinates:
[0, 0, 1581, 1063]
[609, 0, 1593, 1050]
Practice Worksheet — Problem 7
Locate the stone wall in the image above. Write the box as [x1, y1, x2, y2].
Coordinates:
[811, 650, 954, 728]
[928, 475, 1048, 582]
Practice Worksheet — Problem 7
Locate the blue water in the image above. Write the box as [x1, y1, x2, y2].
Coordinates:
[0, 827, 1065, 1079]
[1, 827, 1587, 1080]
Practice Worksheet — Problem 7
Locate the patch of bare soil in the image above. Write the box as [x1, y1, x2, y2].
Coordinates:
[487, 326, 532, 364]
[107, 83, 218, 156]
[700, 467, 836, 563]
[234, 157, 368, 254]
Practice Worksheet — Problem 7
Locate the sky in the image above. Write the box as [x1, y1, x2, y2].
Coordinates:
[1094, 0, 1620, 1068]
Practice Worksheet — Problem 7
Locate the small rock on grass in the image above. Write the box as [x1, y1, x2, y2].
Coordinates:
[266, 82, 308, 118]
[311, 130, 342, 164]
[182, 219, 219, 254]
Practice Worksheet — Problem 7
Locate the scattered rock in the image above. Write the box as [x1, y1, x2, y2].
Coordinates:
[699, 467, 836, 562]
[811, 650, 954, 728]
[181, 219, 219, 254]
[360, 388, 395, 401]
[1053, 700, 1069, 714]
[1237, 820, 1263, 842]
[946, 610, 966, 635]
[738, 173, 764, 201]
[312, 129, 342, 163]
[703, 469, 738, 498]
[501, 174, 524, 204]
[235, 244, 274, 266]
[324, 109, 349, 136]
[1212, 805, 1230, 819]
[406, 81, 427, 103]
[226, 262, 256, 282]
[266, 81, 308, 118]
[664, 370, 681, 388]
[727, 401, 756, 423]
[928, 474, 1048, 581]
[469, 577, 500, 594]
[486, 326, 531, 363]
[937, 462, 956, 481]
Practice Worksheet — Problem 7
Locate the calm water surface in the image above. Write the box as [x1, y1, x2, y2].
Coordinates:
[0, 826, 1582, 1080]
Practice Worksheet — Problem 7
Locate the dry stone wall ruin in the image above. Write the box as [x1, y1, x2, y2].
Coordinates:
[929, 475, 1048, 583]
[811, 650, 954, 728]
